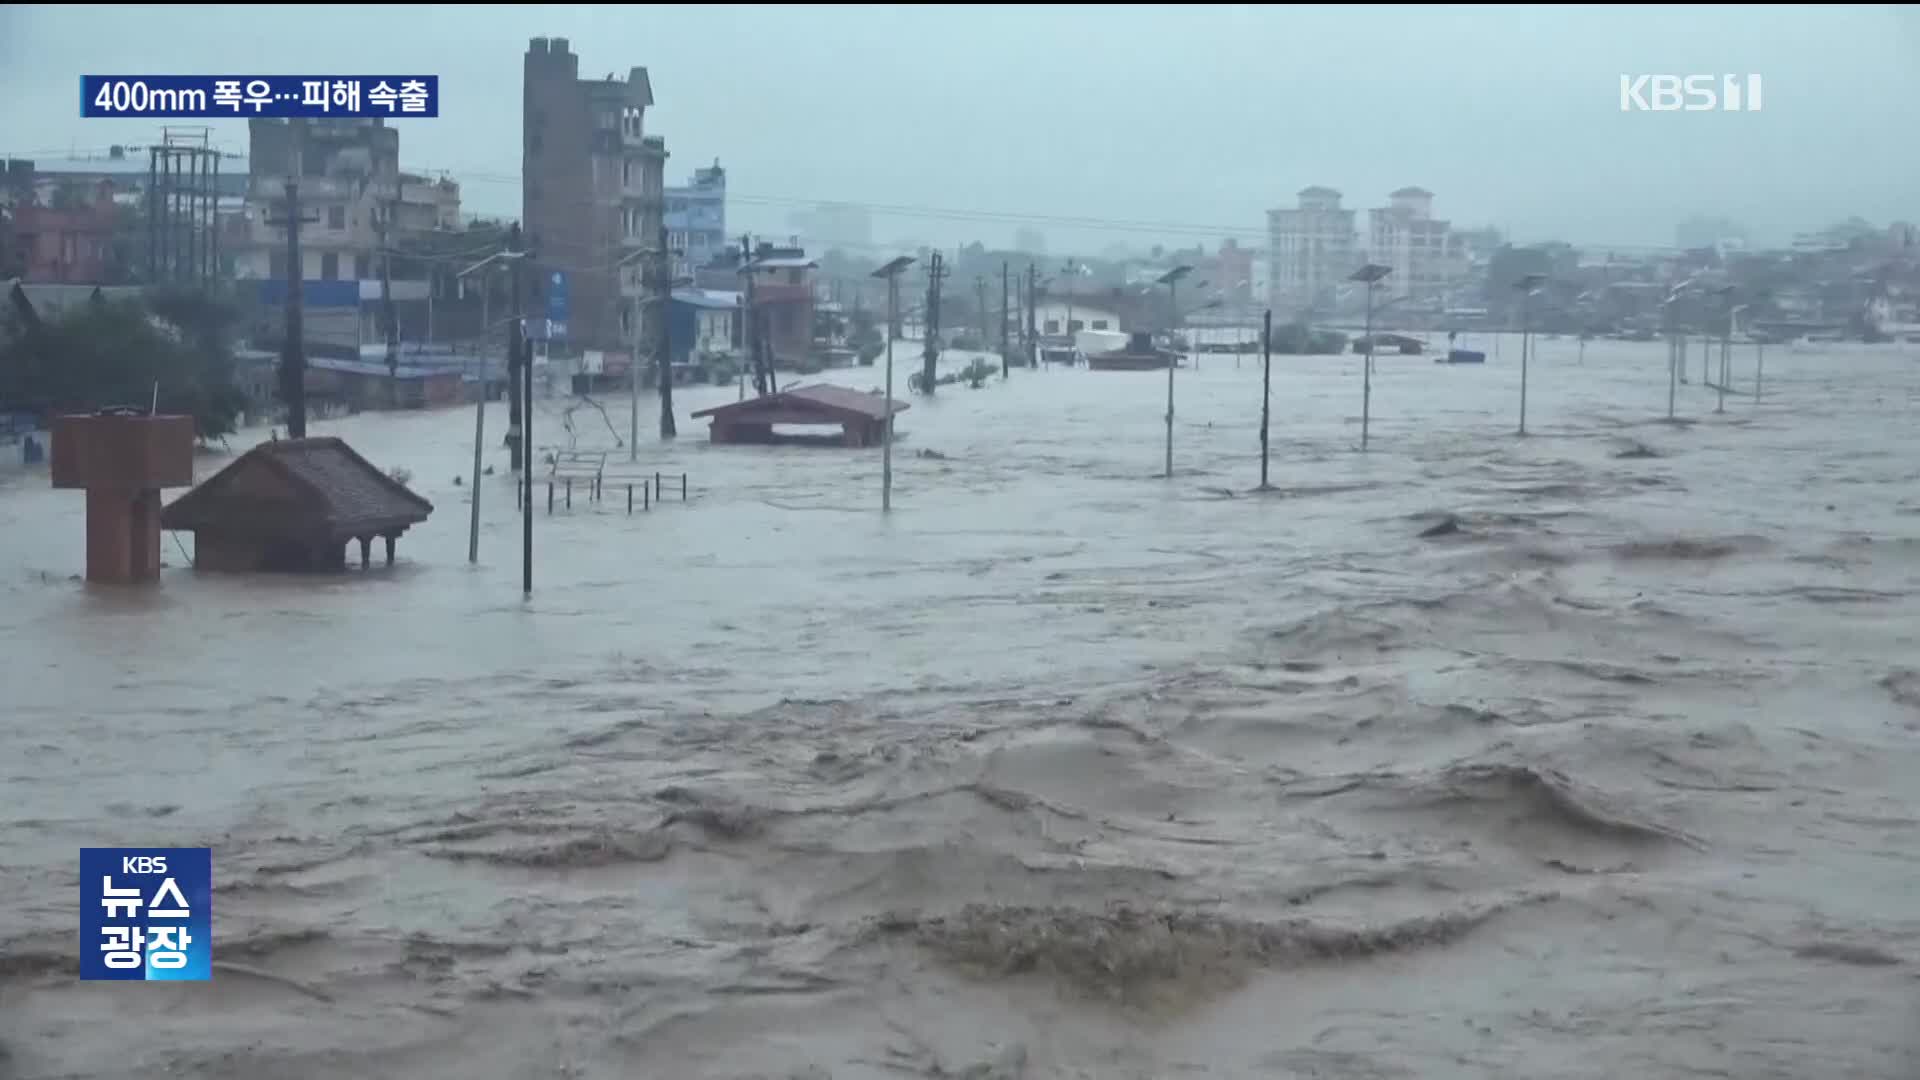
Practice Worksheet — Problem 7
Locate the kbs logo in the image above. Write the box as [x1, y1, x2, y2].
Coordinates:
[79, 847, 212, 981]
[1620, 74, 1763, 112]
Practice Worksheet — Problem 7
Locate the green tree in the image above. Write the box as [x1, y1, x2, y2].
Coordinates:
[0, 288, 247, 438]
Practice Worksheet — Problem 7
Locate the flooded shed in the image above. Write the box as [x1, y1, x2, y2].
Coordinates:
[159, 437, 433, 572]
[690, 384, 909, 447]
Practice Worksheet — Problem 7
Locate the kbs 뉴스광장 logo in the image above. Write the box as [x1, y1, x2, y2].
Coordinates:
[79, 848, 212, 981]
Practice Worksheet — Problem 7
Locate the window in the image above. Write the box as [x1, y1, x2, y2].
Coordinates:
[623, 159, 632, 186]
[328, 205, 345, 229]
[1044, 319, 1060, 334]
[1069, 319, 1084, 333]
[353, 255, 367, 279]
[787, 269, 802, 285]
[1091, 319, 1109, 330]
[320, 252, 338, 281]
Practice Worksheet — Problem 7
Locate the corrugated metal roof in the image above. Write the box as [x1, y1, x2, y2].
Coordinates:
[671, 288, 742, 310]
[742, 256, 818, 271]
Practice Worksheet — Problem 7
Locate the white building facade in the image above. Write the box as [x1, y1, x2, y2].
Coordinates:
[1366, 187, 1467, 303]
[1267, 186, 1356, 315]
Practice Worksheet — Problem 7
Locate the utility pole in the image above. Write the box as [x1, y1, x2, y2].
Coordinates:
[656, 223, 677, 438]
[1000, 261, 1011, 378]
[921, 251, 946, 394]
[1259, 308, 1273, 490]
[1062, 259, 1077, 349]
[473, 271, 490, 562]
[740, 232, 763, 396]
[872, 256, 914, 512]
[522, 329, 533, 595]
[506, 222, 525, 471]
[379, 196, 399, 407]
[265, 119, 316, 439]
[975, 274, 989, 353]
[456, 246, 519, 564]
[1026, 263, 1038, 368]
[629, 262, 643, 459]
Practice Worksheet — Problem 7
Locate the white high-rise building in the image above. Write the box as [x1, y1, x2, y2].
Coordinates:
[1366, 187, 1467, 303]
[1267, 186, 1356, 315]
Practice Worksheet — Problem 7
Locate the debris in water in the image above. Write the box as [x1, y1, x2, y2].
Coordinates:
[1792, 941, 1902, 966]
[1613, 441, 1663, 460]
[1419, 515, 1463, 539]
[869, 897, 1551, 1010]
[916, 448, 948, 460]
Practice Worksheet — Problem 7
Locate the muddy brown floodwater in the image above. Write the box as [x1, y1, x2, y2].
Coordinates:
[2, 337, 1918, 1079]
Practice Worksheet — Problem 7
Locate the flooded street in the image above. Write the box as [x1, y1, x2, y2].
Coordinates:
[3, 336, 1918, 1078]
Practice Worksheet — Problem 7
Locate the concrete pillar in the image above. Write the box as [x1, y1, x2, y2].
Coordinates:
[53, 414, 193, 585]
[383, 535, 395, 566]
[358, 536, 371, 569]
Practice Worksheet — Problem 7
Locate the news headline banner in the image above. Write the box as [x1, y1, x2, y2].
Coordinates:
[79, 848, 213, 981]
[82, 76, 438, 118]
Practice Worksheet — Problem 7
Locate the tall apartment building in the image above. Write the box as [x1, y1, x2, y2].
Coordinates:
[239, 117, 399, 284]
[1267, 186, 1356, 314]
[665, 160, 725, 280]
[523, 36, 667, 352]
[1366, 187, 1466, 303]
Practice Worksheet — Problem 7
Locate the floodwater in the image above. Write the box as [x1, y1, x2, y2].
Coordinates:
[2, 336, 1918, 1079]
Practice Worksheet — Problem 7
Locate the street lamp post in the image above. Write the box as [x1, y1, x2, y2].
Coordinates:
[453, 249, 527, 564]
[1158, 264, 1193, 478]
[1349, 264, 1392, 451]
[1259, 308, 1273, 490]
[1715, 291, 1740, 415]
[1728, 299, 1743, 413]
[1662, 277, 1698, 422]
[871, 255, 916, 512]
[615, 247, 652, 462]
[1514, 273, 1547, 436]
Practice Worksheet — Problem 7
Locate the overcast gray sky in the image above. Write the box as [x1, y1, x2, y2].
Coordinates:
[3, 4, 1916, 252]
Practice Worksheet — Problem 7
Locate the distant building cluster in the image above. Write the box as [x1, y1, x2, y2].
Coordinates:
[1265, 185, 1473, 315]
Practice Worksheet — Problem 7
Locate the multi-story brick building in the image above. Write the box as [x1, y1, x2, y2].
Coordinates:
[523, 36, 667, 353]
[239, 117, 398, 285]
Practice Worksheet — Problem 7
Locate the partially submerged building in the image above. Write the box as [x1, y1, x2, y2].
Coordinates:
[689, 384, 907, 447]
[159, 436, 432, 572]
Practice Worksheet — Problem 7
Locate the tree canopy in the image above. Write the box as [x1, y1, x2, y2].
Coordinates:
[0, 285, 249, 438]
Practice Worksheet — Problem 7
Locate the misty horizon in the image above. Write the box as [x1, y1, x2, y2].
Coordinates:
[3, 4, 1917, 253]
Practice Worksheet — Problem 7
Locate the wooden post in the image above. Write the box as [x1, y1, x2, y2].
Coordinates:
[384, 535, 395, 567]
[358, 536, 371, 569]
[566, 477, 572, 508]
[681, 473, 687, 501]
[644, 482, 650, 510]
[627, 484, 634, 514]
[547, 481, 554, 514]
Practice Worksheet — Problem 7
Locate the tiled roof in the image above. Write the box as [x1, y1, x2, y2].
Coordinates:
[690, 383, 908, 422]
[160, 436, 432, 538]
